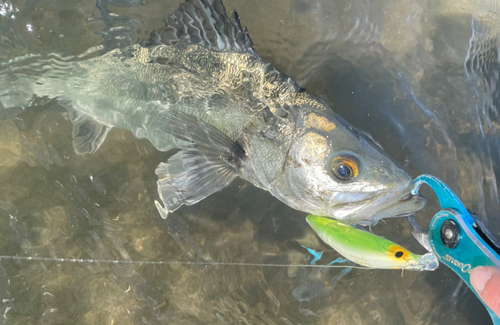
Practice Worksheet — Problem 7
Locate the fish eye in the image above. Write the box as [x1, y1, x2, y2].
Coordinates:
[330, 157, 359, 181]
[395, 251, 404, 258]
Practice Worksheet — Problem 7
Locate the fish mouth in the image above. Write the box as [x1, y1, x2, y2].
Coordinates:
[330, 179, 426, 225]
[368, 184, 426, 224]
[374, 193, 426, 218]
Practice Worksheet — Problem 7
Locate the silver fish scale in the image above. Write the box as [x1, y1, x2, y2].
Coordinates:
[146, 44, 305, 189]
[61, 44, 298, 153]
[0, 40, 301, 151]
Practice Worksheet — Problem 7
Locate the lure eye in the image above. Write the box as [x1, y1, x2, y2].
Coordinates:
[330, 157, 359, 181]
[395, 251, 404, 258]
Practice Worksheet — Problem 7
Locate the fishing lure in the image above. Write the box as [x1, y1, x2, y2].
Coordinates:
[306, 215, 438, 270]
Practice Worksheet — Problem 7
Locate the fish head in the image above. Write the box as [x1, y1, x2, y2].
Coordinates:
[278, 106, 425, 225]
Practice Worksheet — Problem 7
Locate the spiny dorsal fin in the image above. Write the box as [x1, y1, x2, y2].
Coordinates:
[147, 0, 257, 56]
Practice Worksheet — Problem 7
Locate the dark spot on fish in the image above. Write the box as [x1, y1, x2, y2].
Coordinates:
[395, 251, 404, 258]
[292, 159, 302, 169]
[155, 57, 170, 65]
[262, 109, 274, 123]
[239, 71, 253, 80]
[274, 106, 288, 118]
[208, 93, 224, 107]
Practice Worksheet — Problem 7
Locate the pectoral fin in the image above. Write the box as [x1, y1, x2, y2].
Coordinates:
[67, 109, 111, 155]
[156, 110, 245, 214]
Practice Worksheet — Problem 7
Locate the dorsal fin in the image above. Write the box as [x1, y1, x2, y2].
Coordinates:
[147, 0, 257, 55]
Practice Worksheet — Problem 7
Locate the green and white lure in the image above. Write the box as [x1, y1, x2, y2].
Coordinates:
[306, 215, 439, 271]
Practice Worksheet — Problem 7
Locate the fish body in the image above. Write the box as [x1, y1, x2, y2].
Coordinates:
[306, 215, 439, 270]
[0, 0, 425, 225]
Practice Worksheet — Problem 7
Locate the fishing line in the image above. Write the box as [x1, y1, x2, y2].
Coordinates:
[0, 255, 376, 269]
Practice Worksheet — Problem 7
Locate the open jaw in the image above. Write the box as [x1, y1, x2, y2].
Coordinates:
[369, 190, 426, 222]
[331, 180, 427, 225]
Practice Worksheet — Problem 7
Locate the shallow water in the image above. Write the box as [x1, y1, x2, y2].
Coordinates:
[0, 0, 499, 324]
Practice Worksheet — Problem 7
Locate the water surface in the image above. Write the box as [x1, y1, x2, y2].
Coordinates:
[0, 0, 499, 324]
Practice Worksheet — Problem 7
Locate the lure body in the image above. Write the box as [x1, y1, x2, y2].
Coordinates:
[306, 215, 438, 270]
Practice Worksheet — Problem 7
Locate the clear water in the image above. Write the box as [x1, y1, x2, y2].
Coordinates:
[0, 0, 499, 324]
